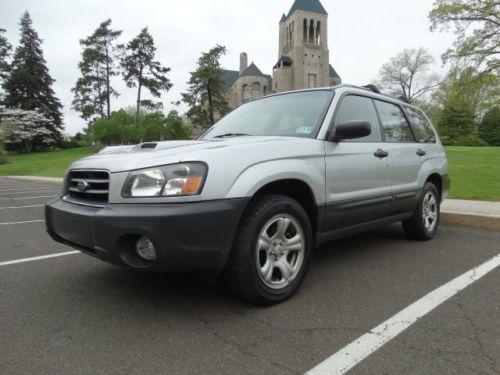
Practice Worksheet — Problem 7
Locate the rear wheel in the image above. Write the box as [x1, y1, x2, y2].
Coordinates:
[402, 182, 440, 241]
[225, 194, 312, 305]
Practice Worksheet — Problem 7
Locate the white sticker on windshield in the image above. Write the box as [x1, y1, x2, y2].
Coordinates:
[296, 126, 312, 134]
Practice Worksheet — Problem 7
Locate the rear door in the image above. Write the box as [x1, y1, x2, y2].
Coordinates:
[323, 94, 392, 231]
[373, 100, 422, 214]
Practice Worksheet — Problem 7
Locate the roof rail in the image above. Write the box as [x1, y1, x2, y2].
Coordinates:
[332, 84, 414, 105]
[362, 84, 381, 94]
[332, 84, 381, 93]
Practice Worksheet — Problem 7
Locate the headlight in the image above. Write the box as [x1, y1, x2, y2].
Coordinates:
[122, 163, 207, 197]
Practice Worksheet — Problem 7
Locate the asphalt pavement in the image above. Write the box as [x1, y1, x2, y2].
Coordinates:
[0, 177, 499, 375]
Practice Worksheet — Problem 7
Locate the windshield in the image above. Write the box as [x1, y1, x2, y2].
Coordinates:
[201, 90, 333, 140]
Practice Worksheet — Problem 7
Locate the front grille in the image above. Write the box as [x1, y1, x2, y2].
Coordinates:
[65, 170, 110, 206]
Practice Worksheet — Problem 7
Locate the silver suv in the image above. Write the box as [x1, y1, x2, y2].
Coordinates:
[45, 85, 450, 305]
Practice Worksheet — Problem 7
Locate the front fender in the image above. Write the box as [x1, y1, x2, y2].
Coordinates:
[224, 158, 326, 205]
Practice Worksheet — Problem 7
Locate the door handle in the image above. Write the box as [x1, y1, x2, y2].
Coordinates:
[374, 149, 389, 158]
[416, 149, 426, 157]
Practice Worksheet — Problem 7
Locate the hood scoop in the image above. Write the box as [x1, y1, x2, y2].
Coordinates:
[139, 142, 158, 150]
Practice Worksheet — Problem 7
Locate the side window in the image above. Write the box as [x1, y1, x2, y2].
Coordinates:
[334, 95, 382, 142]
[406, 107, 436, 143]
[374, 101, 415, 143]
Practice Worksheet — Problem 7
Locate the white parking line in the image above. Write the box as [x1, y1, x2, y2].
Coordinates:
[0, 220, 44, 226]
[0, 186, 60, 192]
[306, 253, 500, 375]
[0, 189, 60, 197]
[0, 204, 44, 210]
[0, 251, 80, 267]
[0, 195, 56, 201]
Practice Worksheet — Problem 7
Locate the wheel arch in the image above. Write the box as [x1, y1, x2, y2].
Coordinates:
[426, 173, 443, 200]
[252, 179, 320, 237]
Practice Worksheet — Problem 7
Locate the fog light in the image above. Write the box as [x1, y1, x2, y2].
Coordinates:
[136, 237, 156, 261]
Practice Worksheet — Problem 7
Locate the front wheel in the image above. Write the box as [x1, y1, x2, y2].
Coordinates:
[402, 182, 440, 241]
[225, 194, 312, 305]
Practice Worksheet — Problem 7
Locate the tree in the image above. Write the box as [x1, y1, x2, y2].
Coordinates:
[430, 0, 499, 75]
[3, 12, 63, 140]
[432, 66, 497, 145]
[121, 27, 172, 125]
[72, 19, 122, 122]
[165, 110, 191, 140]
[376, 47, 440, 103]
[0, 28, 12, 103]
[0, 108, 56, 152]
[437, 97, 477, 145]
[181, 44, 230, 128]
[479, 106, 500, 146]
[436, 65, 499, 118]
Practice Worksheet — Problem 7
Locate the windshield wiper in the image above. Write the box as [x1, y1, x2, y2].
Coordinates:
[213, 133, 252, 139]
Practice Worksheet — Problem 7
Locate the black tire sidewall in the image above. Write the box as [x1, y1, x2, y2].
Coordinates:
[239, 196, 312, 304]
[417, 183, 440, 238]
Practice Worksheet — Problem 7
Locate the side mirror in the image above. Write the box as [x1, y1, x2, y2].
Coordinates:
[330, 120, 372, 142]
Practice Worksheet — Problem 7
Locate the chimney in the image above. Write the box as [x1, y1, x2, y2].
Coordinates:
[239, 52, 248, 75]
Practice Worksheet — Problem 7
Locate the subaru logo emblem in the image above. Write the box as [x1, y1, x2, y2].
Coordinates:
[77, 180, 90, 192]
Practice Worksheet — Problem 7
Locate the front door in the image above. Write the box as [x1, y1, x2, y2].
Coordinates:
[323, 94, 393, 232]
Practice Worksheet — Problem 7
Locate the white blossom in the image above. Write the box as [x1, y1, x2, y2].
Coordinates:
[0, 108, 56, 152]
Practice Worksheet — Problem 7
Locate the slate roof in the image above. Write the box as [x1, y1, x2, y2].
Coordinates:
[286, 0, 328, 19]
[222, 63, 273, 91]
[240, 62, 265, 78]
[329, 64, 341, 79]
[221, 70, 240, 91]
[274, 55, 293, 69]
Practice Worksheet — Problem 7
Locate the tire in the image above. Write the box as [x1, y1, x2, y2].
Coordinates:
[402, 182, 440, 241]
[225, 194, 312, 305]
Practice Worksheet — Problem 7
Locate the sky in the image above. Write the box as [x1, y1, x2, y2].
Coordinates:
[0, 0, 456, 135]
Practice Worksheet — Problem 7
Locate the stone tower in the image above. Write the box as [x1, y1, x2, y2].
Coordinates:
[273, 0, 340, 93]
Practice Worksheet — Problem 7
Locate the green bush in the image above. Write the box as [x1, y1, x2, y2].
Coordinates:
[87, 108, 191, 145]
[479, 107, 500, 146]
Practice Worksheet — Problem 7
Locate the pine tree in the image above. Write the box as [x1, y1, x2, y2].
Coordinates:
[3, 12, 63, 139]
[181, 45, 230, 128]
[0, 28, 12, 103]
[121, 27, 172, 125]
[72, 19, 122, 122]
[479, 107, 500, 146]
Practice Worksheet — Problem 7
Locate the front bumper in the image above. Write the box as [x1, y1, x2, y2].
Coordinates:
[45, 197, 249, 272]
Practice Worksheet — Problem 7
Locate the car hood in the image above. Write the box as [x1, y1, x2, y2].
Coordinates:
[70, 137, 319, 173]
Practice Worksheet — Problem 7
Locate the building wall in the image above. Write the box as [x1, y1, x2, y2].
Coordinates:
[274, 10, 331, 91]
[225, 75, 270, 109]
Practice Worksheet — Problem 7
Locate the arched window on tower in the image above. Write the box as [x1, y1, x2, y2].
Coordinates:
[285, 25, 289, 47]
[316, 21, 321, 45]
[291, 21, 295, 45]
[303, 19, 307, 43]
[309, 20, 315, 44]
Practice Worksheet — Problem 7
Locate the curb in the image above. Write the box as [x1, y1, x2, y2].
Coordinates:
[441, 211, 500, 232]
[6, 176, 63, 184]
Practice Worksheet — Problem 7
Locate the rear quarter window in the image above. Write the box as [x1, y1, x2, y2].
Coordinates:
[406, 107, 437, 143]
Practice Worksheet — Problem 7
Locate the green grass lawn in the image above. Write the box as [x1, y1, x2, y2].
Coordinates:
[0, 146, 499, 201]
[0, 147, 94, 177]
[445, 146, 500, 201]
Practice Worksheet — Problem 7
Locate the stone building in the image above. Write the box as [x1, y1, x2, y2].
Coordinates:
[222, 53, 273, 110]
[222, 0, 342, 109]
